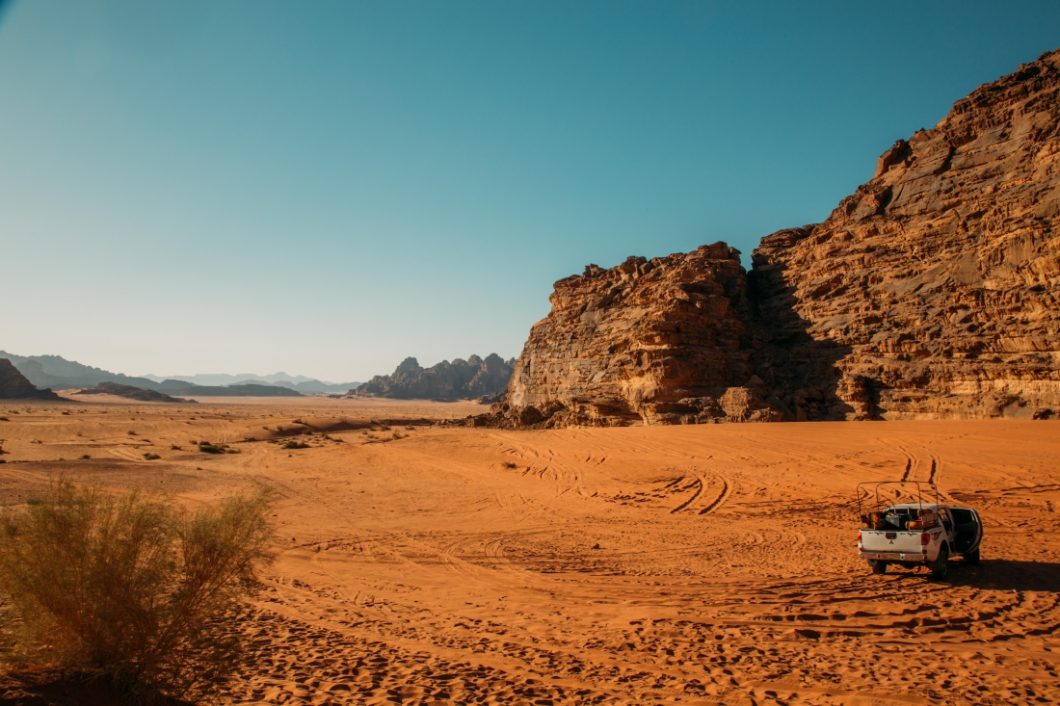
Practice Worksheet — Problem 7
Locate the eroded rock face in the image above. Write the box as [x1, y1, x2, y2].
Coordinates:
[501, 50, 1060, 426]
[0, 359, 60, 400]
[753, 49, 1060, 420]
[502, 244, 781, 426]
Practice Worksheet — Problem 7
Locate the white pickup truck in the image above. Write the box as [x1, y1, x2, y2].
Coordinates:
[856, 481, 983, 579]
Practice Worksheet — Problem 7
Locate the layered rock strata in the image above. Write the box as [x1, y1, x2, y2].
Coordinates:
[500, 50, 1060, 426]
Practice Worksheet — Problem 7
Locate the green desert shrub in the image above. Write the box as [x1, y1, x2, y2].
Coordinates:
[0, 480, 273, 701]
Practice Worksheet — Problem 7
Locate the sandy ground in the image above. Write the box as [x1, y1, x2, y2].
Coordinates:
[0, 398, 1057, 705]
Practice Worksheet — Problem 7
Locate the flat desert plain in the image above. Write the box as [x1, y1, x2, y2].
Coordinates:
[0, 398, 1058, 706]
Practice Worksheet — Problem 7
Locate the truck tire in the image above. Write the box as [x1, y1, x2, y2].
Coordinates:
[930, 545, 949, 580]
[965, 547, 980, 564]
[869, 560, 887, 574]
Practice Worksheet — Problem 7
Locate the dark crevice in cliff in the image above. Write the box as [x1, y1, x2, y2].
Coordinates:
[746, 258, 857, 421]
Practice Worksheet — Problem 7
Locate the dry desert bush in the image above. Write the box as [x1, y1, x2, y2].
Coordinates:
[0, 480, 273, 702]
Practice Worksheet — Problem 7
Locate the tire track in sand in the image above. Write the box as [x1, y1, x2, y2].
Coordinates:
[698, 477, 731, 516]
[670, 475, 705, 514]
[668, 473, 732, 517]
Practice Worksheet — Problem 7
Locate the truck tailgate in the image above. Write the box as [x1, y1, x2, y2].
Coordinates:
[861, 529, 924, 554]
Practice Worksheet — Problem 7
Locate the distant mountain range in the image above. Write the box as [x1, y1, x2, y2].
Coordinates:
[73, 382, 191, 404]
[0, 351, 357, 397]
[141, 372, 359, 394]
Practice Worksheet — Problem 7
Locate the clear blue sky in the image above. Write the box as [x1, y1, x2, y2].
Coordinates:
[2, 1, 1056, 381]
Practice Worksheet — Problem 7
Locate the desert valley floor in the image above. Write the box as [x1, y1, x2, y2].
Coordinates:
[0, 397, 1057, 706]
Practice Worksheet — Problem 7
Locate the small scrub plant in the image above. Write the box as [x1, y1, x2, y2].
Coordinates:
[0, 480, 273, 701]
[197, 441, 239, 455]
[142, 452, 161, 461]
[281, 440, 310, 450]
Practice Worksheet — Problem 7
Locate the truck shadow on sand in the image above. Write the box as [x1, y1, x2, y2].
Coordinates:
[940, 559, 1060, 592]
[884, 560, 1060, 592]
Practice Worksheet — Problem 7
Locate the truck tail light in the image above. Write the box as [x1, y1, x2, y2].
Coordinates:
[920, 532, 931, 546]
[857, 530, 862, 546]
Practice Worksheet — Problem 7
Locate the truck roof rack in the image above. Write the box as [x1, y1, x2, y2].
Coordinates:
[856, 480, 942, 517]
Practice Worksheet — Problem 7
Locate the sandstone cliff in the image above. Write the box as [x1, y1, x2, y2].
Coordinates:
[504, 245, 779, 425]
[752, 49, 1060, 420]
[356, 354, 513, 401]
[0, 359, 60, 400]
[500, 50, 1060, 426]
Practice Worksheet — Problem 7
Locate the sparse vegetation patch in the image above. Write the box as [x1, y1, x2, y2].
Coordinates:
[0, 480, 273, 701]
[197, 441, 239, 455]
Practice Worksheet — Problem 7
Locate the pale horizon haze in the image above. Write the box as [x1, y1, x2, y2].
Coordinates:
[3, 0, 1058, 381]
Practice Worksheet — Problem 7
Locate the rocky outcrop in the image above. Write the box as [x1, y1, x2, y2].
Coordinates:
[501, 245, 780, 425]
[752, 49, 1060, 420]
[500, 50, 1060, 426]
[0, 359, 60, 400]
[355, 354, 513, 401]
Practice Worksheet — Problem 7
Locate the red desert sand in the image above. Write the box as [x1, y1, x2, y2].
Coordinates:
[0, 397, 1057, 705]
